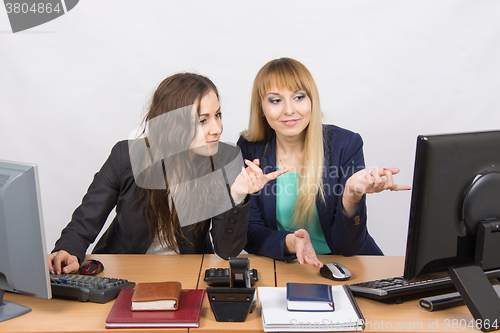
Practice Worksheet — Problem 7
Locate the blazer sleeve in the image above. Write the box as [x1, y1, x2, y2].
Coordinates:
[210, 196, 250, 260]
[52, 143, 123, 264]
[237, 136, 294, 260]
[326, 131, 370, 255]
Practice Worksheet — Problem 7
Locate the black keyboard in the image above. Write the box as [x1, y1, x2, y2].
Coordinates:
[50, 274, 135, 303]
[204, 268, 258, 286]
[349, 268, 500, 301]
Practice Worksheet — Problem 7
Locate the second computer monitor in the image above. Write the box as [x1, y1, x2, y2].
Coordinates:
[0, 160, 51, 322]
[403, 130, 500, 281]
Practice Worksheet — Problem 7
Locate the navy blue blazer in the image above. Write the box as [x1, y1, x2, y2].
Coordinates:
[237, 125, 383, 260]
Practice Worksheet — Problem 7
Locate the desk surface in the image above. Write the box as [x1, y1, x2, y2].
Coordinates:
[2, 254, 203, 333]
[2, 254, 482, 333]
[277, 255, 482, 333]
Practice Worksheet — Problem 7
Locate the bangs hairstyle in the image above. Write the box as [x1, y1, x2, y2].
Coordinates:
[242, 58, 325, 229]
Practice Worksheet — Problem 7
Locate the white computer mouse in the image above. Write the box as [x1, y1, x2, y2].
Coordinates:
[320, 262, 352, 281]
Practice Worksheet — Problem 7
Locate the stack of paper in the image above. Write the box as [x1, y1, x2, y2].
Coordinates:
[258, 285, 364, 332]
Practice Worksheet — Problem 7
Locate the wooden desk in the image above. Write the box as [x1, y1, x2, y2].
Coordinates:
[194, 254, 275, 333]
[276, 255, 482, 333]
[1, 254, 203, 333]
[2, 254, 488, 333]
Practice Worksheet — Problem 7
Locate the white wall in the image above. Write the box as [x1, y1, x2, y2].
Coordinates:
[1, 1, 500, 259]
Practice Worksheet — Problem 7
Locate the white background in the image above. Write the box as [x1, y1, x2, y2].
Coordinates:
[1, 1, 500, 261]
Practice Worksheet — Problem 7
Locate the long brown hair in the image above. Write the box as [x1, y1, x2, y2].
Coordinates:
[135, 73, 220, 251]
[241, 58, 325, 229]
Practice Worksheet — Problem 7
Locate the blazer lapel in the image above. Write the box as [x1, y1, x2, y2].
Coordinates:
[260, 134, 277, 228]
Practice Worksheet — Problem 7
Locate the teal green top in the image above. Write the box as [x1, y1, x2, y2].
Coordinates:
[275, 169, 331, 255]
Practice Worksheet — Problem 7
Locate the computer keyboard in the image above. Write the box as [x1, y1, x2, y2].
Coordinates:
[50, 274, 135, 303]
[349, 268, 500, 302]
[204, 267, 258, 286]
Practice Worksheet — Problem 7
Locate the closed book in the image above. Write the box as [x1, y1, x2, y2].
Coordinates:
[286, 282, 334, 311]
[106, 288, 205, 328]
[131, 281, 182, 311]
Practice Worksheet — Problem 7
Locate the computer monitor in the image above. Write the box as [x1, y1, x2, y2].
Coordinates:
[403, 130, 500, 281]
[403, 129, 500, 329]
[0, 160, 51, 322]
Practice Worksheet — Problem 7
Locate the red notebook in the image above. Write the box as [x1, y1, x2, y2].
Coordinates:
[106, 288, 206, 328]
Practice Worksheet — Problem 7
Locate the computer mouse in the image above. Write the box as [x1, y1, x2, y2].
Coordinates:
[320, 262, 351, 281]
[79, 259, 104, 275]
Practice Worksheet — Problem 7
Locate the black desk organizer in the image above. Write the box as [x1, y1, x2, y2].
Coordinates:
[206, 257, 256, 322]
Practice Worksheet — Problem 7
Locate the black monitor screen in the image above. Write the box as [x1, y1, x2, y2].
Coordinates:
[403, 130, 500, 281]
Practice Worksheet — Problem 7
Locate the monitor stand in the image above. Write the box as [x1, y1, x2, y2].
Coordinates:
[455, 173, 500, 331]
[0, 290, 32, 323]
[449, 265, 500, 332]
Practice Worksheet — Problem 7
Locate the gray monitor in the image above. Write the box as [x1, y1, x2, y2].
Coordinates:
[0, 160, 51, 322]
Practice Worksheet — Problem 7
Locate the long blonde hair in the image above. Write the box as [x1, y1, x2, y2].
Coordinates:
[241, 58, 325, 229]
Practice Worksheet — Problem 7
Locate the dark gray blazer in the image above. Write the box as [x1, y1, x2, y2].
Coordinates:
[52, 140, 249, 263]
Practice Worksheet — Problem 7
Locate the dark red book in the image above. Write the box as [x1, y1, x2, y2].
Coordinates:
[106, 288, 206, 328]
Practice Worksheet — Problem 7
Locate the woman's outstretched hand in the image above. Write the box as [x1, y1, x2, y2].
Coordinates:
[343, 167, 411, 216]
[230, 158, 288, 204]
[285, 229, 324, 267]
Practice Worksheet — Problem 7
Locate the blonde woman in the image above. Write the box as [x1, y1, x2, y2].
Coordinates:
[238, 58, 410, 267]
